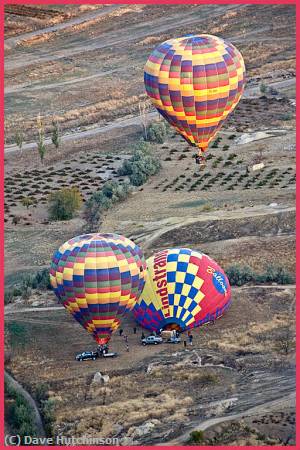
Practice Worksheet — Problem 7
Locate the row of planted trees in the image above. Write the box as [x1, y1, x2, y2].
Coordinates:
[14, 115, 60, 164]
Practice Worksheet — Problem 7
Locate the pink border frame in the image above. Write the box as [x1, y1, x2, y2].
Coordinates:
[1, 0, 298, 448]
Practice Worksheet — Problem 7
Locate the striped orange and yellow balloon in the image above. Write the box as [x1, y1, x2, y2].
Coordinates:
[144, 34, 245, 154]
[50, 233, 147, 345]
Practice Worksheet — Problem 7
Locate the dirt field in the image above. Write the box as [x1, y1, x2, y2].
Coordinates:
[4, 3, 296, 446]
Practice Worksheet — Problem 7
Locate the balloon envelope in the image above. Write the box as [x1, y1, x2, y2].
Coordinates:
[133, 248, 231, 332]
[144, 34, 245, 152]
[50, 233, 147, 344]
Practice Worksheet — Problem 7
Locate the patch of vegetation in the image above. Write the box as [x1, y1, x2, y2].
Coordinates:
[147, 121, 168, 144]
[118, 141, 161, 186]
[34, 383, 55, 437]
[14, 130, 24, 152]
[85, 180, 131, 231]
[5, 322, 29, 348]
[259, 82, 267, 93]
[21, 196, 35, 209]
[280, 112, 293, 121]
[48, 187, 82, 221]
[36, 115, 46, 164]
[211, 137, 222, 148]
[226, 264, 294, 286]
[5, 380, 38, 441]
[51, 120, 60, 149]
[4, 269, 51, 304]
[188, 430, 204, 444]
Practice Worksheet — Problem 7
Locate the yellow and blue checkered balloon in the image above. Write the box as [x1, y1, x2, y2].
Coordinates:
[133, 248, 231, 332]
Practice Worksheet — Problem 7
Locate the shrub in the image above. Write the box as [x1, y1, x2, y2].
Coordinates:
[36, 115, 46, 164]
[102, 180, 131, 202]
[280, 113, 293, 121]
[4, 290, 14, 305]
[228, 153, 237, 160]
[226, 264, 294, 286]
[201, 204, 213, 212]
[228, 134, 236, 140]
[33, 269, 52, 290]
[223, 144, 230, 151]
[21, 196, 35, 209]
[5, 381, 37, 441]
[256, 265, 294, 284]
[147, 122, 167, 144]
[51, 120, 60, 149]
[42, 398, 56, 436]
[260, 82, 267, 93]
[226, 265, 255, 286]
[189, 430, 204, 443]
[6, 322, 28, 348]
[118, 141, 161, 186]
[14, 130, 24, 152]
[48, 187, 82, 221]
[12, 216, 21, 225]
[84, 181, 130, 230]
[35, 383, 49, 405]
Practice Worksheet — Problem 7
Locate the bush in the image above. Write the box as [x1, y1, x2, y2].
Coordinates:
[48, 187, 82, 221]
[257, 265, 294, 284]
[147, 122, 167, 144]
[5, 269, 51, 305]
[280, 113, 293, 121]
[226, 265, 255, 286]
[102, 180, 131, 202]
[5, 381, 37, 441]
[260, 82, 267, 93]
[118, 141, 161, 186]
[4, 290, 14, 304]
[189, 430, 204, 443]
[6, 322, 28, 348]
[35, 383, 49, 405]
[84, 181, 131, 230]
[226, 264, 295, 286]
[21, 196, 35, 209]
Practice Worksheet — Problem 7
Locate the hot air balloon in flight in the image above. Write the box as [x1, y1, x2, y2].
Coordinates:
[144, 34, 245, 165]
[50, 233, 147, 346]
[133, 248, 231, 333]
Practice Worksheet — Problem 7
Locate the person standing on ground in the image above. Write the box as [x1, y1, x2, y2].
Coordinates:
[183, 340, 187, 348]
[133, 327, 137, 335]
[189, 334, 193, 346]
[141, 332, 145, 340]
[119, 328, 123, 336]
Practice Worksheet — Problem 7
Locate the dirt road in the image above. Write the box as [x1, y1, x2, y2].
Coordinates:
[4, 111, 158, 154]
[5, 5, 121, 48]
[158, 391, 295, 445]
[5, 5, 243, 71]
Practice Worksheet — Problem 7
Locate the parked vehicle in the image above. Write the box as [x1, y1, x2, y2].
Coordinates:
[142, 336, 163, 346]
[75, 351, 98, 361]
[166, 336, 181, 344]
[102, 351, 118, 358]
